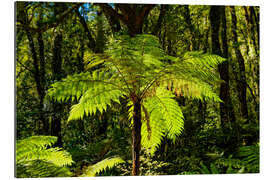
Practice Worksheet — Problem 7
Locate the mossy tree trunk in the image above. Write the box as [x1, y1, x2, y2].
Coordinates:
[229, 6, 249, 121]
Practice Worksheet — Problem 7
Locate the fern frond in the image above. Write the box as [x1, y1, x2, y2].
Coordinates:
[141, 87, 184, 155]
[47, 70, 124, 102]
[141, 108, 165, 155]
[16, 136, 57, 161]
[16, 136, 73, 166]
[165, 78, 221, 102]
[84, 51, 106, 70]
[180, 51, 226, 69]
[236, 144, 259, 172]
[68, 83, 124, 121]
[81, 156, 125, 177]
[16, 136, 73, 178]
[17, 160, 72, 178]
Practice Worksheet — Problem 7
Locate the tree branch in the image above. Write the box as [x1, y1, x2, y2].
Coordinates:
[17, 3, 83, 34]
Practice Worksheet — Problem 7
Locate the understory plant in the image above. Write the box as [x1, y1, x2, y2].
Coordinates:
[47, 34, 225, 175]
[16, 136, 73, 178]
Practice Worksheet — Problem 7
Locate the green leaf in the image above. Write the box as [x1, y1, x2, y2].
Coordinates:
[81, 156, 125, 177]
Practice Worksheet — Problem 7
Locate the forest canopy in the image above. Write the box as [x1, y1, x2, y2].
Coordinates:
[15, 1, 259, 177]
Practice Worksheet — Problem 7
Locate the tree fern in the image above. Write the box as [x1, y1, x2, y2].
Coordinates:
[47, 34, 225, 174]
[81, 156, 125, 177]
[16, 136, 73, 178]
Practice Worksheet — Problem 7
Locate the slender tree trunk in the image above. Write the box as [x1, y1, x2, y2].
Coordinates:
[75, 8, 96, 52]
[183, 5, 197, 51]
[25, 30, 47, 134]
[210, 6, 236, 126]
[37, 31, 49, 134]
[51, 33, 64, 146]
[243, 6, 260, 121]
[220, 7, 236, 123]
[152, 5, 168, 37]
[95, 10, 105, 53]
[132, 98, 142, 176]
[230, 6, 249, 120]
[19, 2, 47, 134]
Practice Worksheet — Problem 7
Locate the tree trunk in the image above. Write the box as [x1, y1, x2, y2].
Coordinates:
[51, 33, 64, 146]
[183, 5, 197, 51]
[210, 6, 236, 126]
[75, 8, 96, 52]
[97, 3, 121, 33]
[98, 4, 155, 36]
[132, 98, 142, 176]
[95, 10, 105, 53]
[25, 30, 47, 134]
[152, 5, 168, 37]
[37, 31, 49, 134]
[230, 6, 249, 120]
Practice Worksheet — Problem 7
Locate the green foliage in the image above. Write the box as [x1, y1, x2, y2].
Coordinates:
[48, 34, 224, 156]
[141, 87, 184, 155]
[81, 156, 125, 177]
[236, 144, 259, 173]
[163, 51, 224, 102]
[47, 71, 125, 121]
[16, 136, 73, 178]
[16, 3, 259, 177]
[116, 152, 171, 175]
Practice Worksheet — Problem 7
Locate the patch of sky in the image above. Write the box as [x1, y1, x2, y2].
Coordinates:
[78, 3, 98, 21]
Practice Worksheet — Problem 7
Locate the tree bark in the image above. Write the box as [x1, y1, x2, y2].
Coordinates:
[183, 5, 197, 51]
[98, 3, 155, 36]
[152, 5, 168, 37]
[51, 33, 64, 146]
[97, 3, 121, 33]
[26, 31, 46, 134]
[229, 6, 249, 120]
[75, 8, 96, 52]
[220, 7, 236, 123]
[37, 31, 49, 134]
[95, 10, 105, 53]
[132, 98, 142, 176]
[210, 6, 236, 126]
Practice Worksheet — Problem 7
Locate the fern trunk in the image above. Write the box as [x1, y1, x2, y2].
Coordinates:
[132, 99, 142, 176]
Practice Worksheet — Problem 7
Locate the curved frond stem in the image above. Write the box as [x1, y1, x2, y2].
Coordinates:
[109, 58, 133, 94]
[140, 66, 169, 99]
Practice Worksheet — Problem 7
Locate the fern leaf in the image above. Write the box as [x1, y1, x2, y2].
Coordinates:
[16, 136, 73, 178]
[68, 84, 124, 121]
[16, 136, 57, 162]
[165, 78, 222, 102]
[81, 156, 125, 177]
[47, 70, 124, 103]
[141, 87, 184, 155]
[46, 72, 93, 102]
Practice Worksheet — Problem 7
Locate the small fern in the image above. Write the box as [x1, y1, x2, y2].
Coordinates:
[81, 156, 125, 177]
[236, 144, 259, 173]
[16, 136, 73, 178]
